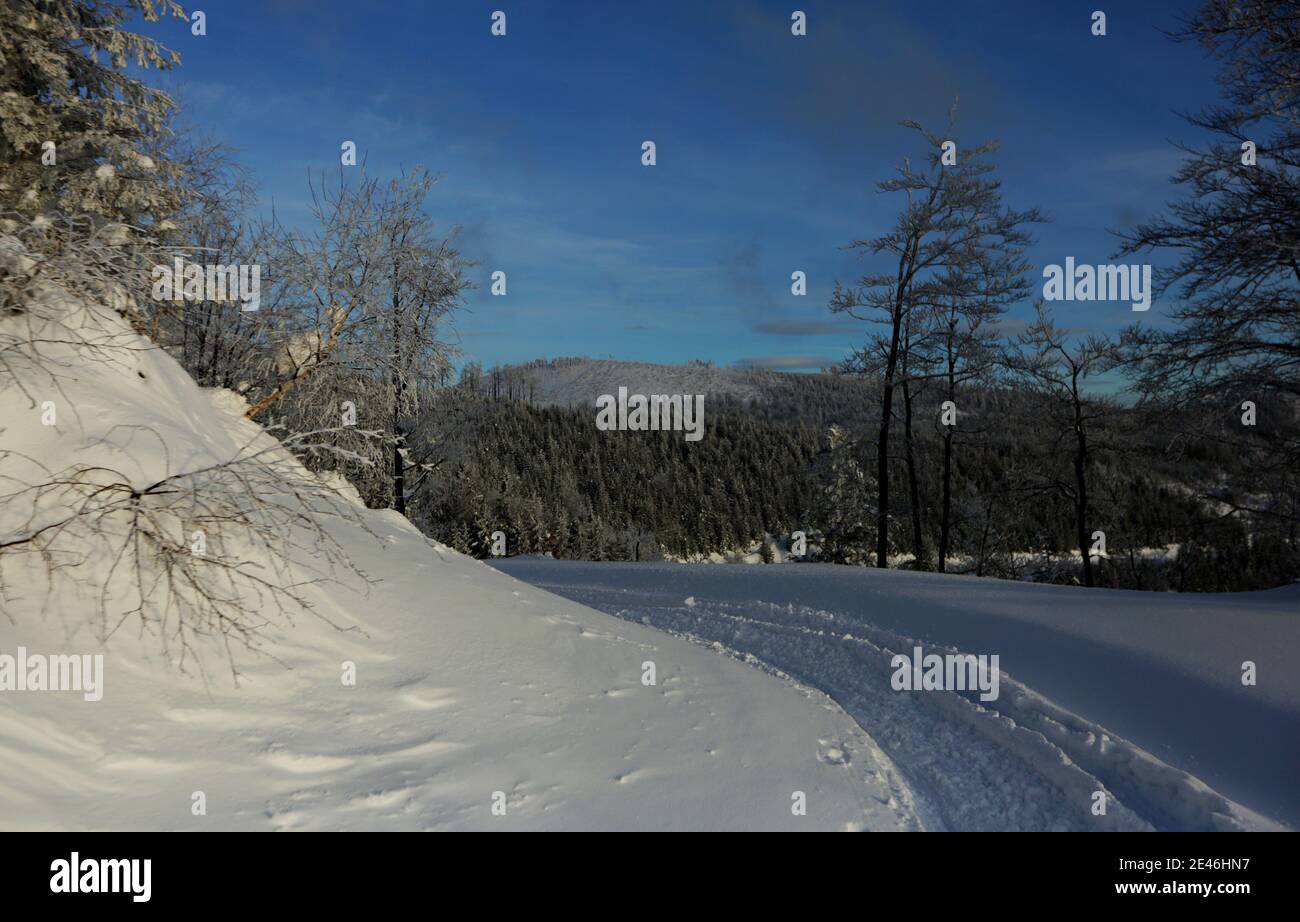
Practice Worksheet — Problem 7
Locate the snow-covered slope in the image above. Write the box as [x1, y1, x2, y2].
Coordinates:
[0, 242, 923, 831]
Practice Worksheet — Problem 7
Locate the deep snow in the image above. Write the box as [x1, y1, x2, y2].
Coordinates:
[0, 510, 929, 830]
[2, 232, 1291, 832]
[493, 556, 1297, 831]
[0, 242, 922, 831]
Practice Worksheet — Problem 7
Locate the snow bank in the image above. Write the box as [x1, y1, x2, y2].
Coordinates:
[0, 242, 923, 830]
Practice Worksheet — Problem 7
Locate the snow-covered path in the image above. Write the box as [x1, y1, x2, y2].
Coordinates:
[0, 509, 930, 832]
[492, 557, 1297, 831]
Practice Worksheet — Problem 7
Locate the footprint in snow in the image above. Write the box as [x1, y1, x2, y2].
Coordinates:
[816, 740, 850, 766]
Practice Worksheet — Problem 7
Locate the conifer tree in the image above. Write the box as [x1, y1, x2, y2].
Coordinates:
[0, 1, 187, 227]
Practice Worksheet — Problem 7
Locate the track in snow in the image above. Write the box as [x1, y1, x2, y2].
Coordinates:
[493, 557, 1289, 832]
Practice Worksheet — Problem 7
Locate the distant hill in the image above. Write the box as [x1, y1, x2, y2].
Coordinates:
[464, 356, 875, 427]
[466, 357, 801, 406]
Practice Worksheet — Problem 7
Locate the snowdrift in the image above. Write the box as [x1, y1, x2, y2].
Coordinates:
[0, 236, 922, 830]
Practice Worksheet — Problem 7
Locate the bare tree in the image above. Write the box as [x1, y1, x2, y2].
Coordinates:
[1116, 0, 1300, 534]
[148, 125, 264, 389]
[831, 118, 958, 568]
[933, 236, 1040, 571]
[1119, 0, 1299, 404]
[0, 4, 424, 681]
[242, 169, 389, 422]
[367, 170, 471, 514]
[1004, 303, 1121, 587]
[832, 110, 1041, 568]
[241, 167, 471, 515]
[0, 428, 376, 680]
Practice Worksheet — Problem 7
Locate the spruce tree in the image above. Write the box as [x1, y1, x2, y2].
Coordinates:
[0, 1, 187, 227]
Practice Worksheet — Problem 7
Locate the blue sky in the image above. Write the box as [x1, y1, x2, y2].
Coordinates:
[148, 0, 1222, 373]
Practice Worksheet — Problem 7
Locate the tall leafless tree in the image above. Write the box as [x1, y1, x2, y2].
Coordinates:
[1004, 303, 1121, 588]
[933, 237, 1040, 571]
[1117, 0, 1300, 532]
[245, 167, 471, 514]
[833, 110, 1042, 568]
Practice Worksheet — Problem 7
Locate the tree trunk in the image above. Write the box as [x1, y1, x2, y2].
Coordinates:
[1072, 394, 1093, 588]
[939, 425, 954, 571]
[937, 343, 957, 571]
[1074, 450, 1092, 587]
[244, 305, 349, 419]
[902, 378, 925, 568]
[875, 379, 895, 569]
[975, 499, 992, 577]
[392, 425, 406, 515]
[391, 282, 406, 515]
[874, 266, 912, 567]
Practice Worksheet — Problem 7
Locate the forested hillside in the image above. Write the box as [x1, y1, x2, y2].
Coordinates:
[393, 366, 1299, 593]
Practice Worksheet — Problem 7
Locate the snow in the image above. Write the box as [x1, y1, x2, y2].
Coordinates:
[0, 521, 927, 830]
[2, 235, 1291, 832]
[0, 253, 923, 831]
[666, 532, 793, 565]
[491, 556, 1297, 831]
